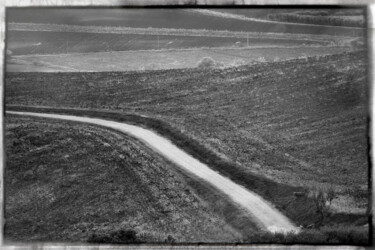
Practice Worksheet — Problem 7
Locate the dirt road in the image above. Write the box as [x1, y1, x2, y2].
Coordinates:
[7, 111, 299, 233]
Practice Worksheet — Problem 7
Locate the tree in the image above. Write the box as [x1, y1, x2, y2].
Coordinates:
[197, 57, 217, 69]
[308, 186, 336, 228]
[326, 186, 336, 206]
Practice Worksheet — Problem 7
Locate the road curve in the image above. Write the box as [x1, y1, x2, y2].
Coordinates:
[7, 111, 299, 234]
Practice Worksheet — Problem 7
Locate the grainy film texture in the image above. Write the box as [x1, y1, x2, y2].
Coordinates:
[4, 7, 370, 245]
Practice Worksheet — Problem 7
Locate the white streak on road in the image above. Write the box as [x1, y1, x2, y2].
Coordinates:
[7, 111, 299, 233]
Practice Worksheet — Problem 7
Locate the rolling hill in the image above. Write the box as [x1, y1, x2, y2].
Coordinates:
[5, 116, 243, 243]
[6, 51, 368, 200]
[7, 8, 364, 36]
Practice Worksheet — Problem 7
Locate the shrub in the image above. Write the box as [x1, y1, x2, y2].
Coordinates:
[196, 57, 217, 69]
[326, 186, 336, 205]
[165, 235, 176, 243]
[308, 188, 330, 227]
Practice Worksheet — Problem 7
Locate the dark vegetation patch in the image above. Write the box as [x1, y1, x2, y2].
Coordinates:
[242, 226, 369, 244]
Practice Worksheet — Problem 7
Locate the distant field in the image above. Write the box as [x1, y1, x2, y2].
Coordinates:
[7, 8, 363, 36]
[267, 13, 364, 28]
[186, 9, 365, 28]
[5, 116, 243, 243]
[7, 46, 352, 72]
[6, 51, 368, 197]
[7, 29, 327, 56]
[213, 8, 365, 20]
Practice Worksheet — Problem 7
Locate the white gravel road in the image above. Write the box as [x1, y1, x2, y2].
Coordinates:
[7, 111, 299, 234]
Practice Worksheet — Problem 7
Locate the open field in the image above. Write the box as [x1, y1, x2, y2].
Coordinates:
[5, 116, 247, 243]
[7, 8, 363, 36]
[7, 29, 327, 56]
[6, 51, 369, 212]
[8, 22, 341, 41]
[210, 8, 364, 21]
[7, 46, 353, 72]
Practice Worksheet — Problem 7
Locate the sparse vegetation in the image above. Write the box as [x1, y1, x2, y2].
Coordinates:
[6, 51, 368, 194]
[5, 31, 369, 247]
[5, 115, 369, 244]
[5, 116, 241, 243]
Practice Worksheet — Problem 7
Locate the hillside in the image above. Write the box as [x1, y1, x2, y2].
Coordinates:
[5, 116, 243, 243]
[5, 51, 368, 206]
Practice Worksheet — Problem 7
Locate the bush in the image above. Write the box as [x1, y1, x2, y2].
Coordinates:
[196, 57, 218, 69]
[308, 187, 333, 227]
[165, 235, 176, 243]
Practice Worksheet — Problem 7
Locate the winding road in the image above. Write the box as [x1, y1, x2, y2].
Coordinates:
[7, 111, 299, 234]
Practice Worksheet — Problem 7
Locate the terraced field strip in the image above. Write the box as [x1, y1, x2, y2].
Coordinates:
[7, 46, 349, 72]
[7, 111, 299, 234]
[7, 22, 337, 41]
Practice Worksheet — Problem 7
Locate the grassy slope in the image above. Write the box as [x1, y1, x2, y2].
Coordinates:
[5, 116, 243, 243]
[5, 51, 369, 231]
[6, 51, 368, 191]
[5, 113, 370, 245]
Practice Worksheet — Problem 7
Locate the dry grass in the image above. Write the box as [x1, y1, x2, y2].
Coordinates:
[5, 51, 370, 244]
[6, 51, 368, 191]
[5, 116, 242, 243]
